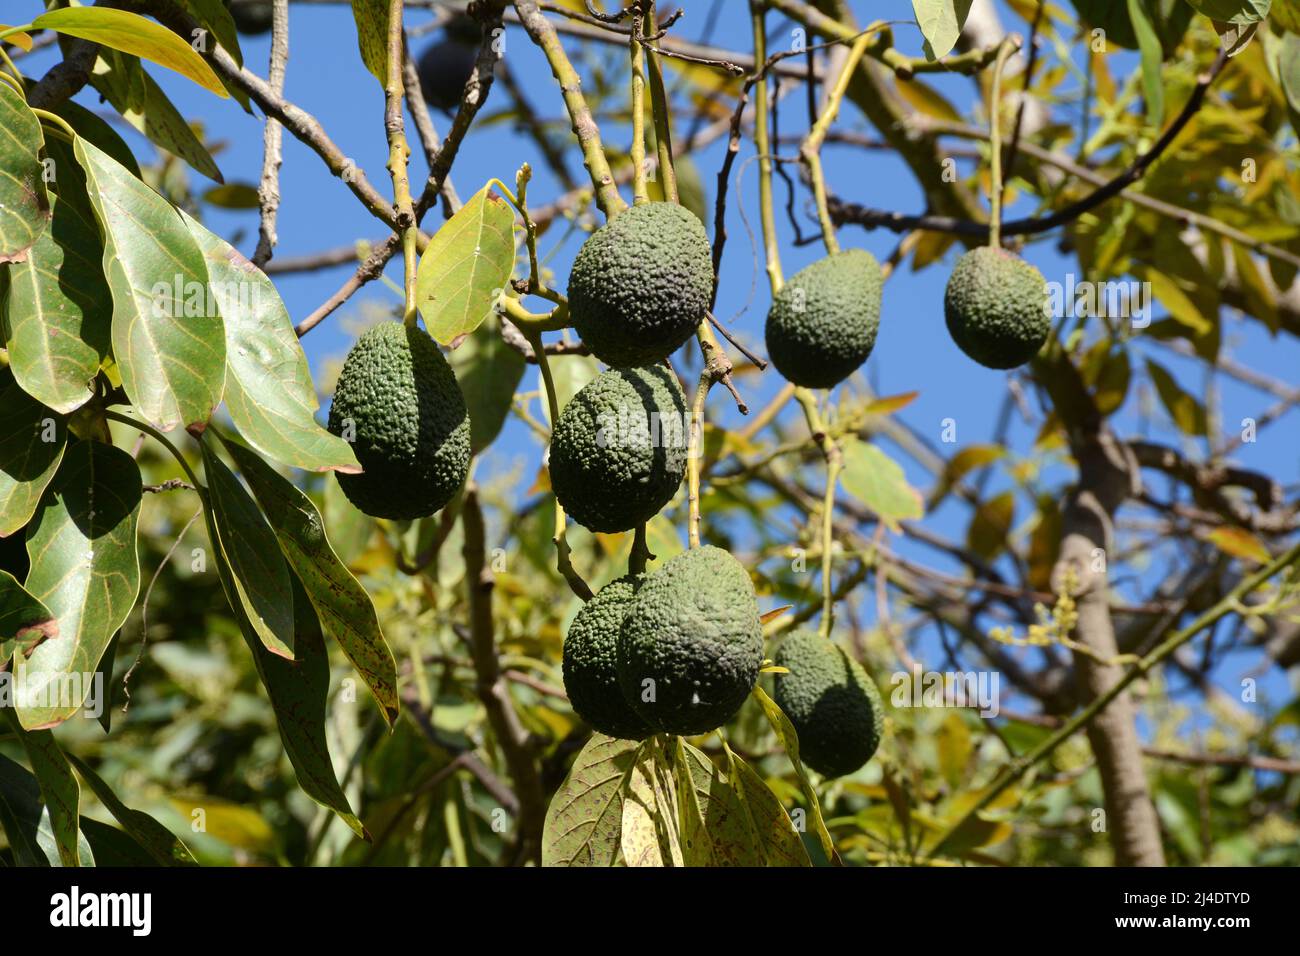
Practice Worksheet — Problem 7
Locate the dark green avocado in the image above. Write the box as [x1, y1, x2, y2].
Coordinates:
[562, 576, 653, 741]
[773, 629, 884, 778]
[548, 365, 688, 533]
[327, 321, 470, 520]
[617, 546, 762, 736]
[943, 246, 1050, 370]
[567, 202, 714, 368]
[765, 249, 883, 389]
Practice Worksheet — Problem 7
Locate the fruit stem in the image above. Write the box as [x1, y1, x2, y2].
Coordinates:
[749, 0, 783, 294]
[686, 373, 712, 549]
[382, 0, 419, 326]
[629, 522, 654, 575]
[527, 328, 594, 601]
[794, 388, 841, 637]
[800, 30, 874, 257]
[643, 1, 679, 204]
[630, 6, 649, 205]
[514, 0, 628, 219]
[987, 37, 1019, 251]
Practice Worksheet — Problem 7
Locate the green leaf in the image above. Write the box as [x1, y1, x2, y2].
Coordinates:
[1185, 0, 1270, 24]
[542, 733, 640, 867]
[0, 137, 112, 414]
[621, 740, 682, 867]
[46, 98, 142, 180]
[33, 7, 228, 97]
[0, 568, 55, 666]
[75, 136, 226, 432]
[66, 750, 198, 865]
[416, 185, 518, 346]
[1128, 0, 1166, 127]
[200, 440, 295, 659]
[448, 316, 526, 455]
[182, 212, 359, 473]
[1, 708, 81, 866]
[839, 440, 924, 532]
[910, 0, 975, 60]
[203, 183, 260, 208]
[750, 685, 837, 865]
[89, 50, 224, 183]
[218, 434, 399, 726]
[14, 440, 142, 730]
[725, 745, 812, 867]
[0, 751, 94, 866]
[0, 80, 49, 262]
[199, 501, 367, 839]
[1145, 360, 1208, 435]
[350, 0, 391, 87]
[0, 382, 65, 538]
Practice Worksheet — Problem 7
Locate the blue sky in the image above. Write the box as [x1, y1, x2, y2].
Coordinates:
[19, 0, 1300, 722]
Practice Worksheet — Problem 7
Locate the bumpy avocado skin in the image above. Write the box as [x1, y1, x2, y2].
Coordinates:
[773, 629, 884, 778]
[944, 247, 1050, 370]
[549, 365, 688, 533]
[562, 577, 653, 740]
[617, 546, 763, 736]
[567, 202, 714, 368]
[327, 322, 470, 520]
[765, 249, 883, 389]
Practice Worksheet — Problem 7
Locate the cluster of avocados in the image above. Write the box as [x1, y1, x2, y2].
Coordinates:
[563, 546, 764, 739]
[555, 201, 768, 739]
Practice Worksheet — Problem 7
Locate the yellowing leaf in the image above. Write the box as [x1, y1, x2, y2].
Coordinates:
[1205, 526, 1270, 564]
[33, 8, 227, 97]
[416, 185, 518, 345]
[839, 440, 924, 531]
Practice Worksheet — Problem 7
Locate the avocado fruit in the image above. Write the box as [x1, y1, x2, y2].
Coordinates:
[567, 201, 714, 368]
[226, 0, 274, 36]
[548, 365, 688, 533]
[562, 576, 653, 740]
[943, 246, 1050, 370]
[327, 321, 470, 520]
[765, 249, 883, 389]
[773, 629, 883, 778]
[618, 546, 763, 736]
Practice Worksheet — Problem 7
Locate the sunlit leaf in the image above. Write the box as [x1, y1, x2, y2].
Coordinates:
[0, 80, 48, 262]
[183, 212, 359, 473]
[15, 440, 142, 730]
[75, 137, 226, 432]
[0, 137, 111, 414]
[839, 440, 924, 532]
[33, 7, 228, 96]
[542, 733, 639, 867]
[416, 185, 518, 345]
